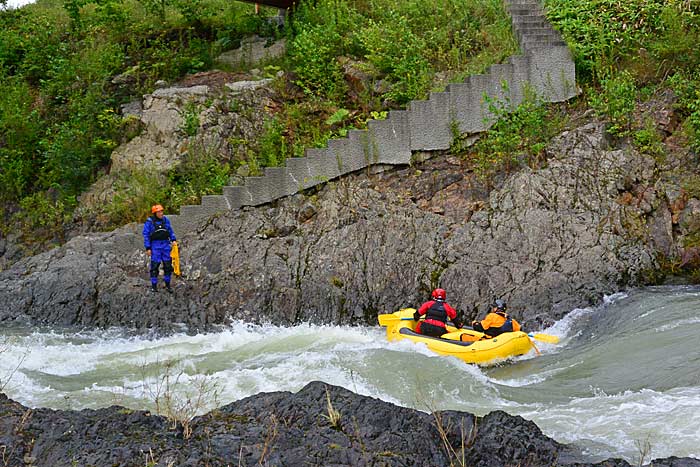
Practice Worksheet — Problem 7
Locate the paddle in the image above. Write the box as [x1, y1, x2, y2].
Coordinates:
[527, 332, 560, 344]
[377, 309, 416, 326]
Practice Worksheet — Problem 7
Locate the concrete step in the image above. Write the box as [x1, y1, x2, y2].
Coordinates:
[508, 7, 544, 16]
[512, 19, 549, 29]
[515, 26, 557, 36]
[201, 194, 231, 210]
[518, 33, 562, 43]
[222, 185, 252, 208]
[522, 40, 568, 51]
[510, 13, 546, 20]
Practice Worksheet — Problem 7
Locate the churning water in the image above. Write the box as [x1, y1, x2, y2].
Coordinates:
[2, 286, 699, 463]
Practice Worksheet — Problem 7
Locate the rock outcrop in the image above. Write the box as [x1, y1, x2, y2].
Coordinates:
[3, 380, 697, 467]
[3, 120, 696, 330]
[75, 73, 277, 224]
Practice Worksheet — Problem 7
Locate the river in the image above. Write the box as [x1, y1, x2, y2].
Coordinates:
[1, 286, 699, 463]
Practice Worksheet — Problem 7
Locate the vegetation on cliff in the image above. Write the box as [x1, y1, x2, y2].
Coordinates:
[1, 0, 700, 278]
[0, 0, 514, 251]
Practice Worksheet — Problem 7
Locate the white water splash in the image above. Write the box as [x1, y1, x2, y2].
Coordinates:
[524, 386, 700, 461]
[2, 286, 700, 463]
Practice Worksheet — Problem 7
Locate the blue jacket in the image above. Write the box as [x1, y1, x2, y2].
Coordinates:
[143, 215, 176, 250]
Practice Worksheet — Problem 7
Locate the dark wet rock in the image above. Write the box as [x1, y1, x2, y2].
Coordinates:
[647, 458, 700, 467]
[1, 383, 696, 467]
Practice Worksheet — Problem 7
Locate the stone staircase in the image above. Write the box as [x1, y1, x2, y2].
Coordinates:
[167, 0, 576, 236]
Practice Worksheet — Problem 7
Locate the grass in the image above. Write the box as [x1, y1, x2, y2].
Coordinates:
[139, 357, 222, 440]
[322, 387, 343, 430]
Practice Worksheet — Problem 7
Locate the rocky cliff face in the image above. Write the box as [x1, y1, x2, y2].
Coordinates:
[2, 118, 697, 331]
[3, 380, 696, 467]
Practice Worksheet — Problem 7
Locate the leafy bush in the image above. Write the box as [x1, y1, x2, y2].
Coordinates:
[358, 14, 430, 105]
[633, 125, 665, 162]
[544, 0, 665, 80]
[288, 24, 347, 100]
[669, 72, 700, 152]
[106, 170, 169, 227]
[181, 101, 200, 136]
[467, 92, 564, 179]
[589, 71, 637, 136]
[545, 0, 700, 82]
[12, 191, 72, 244]
[166, 146, 231, 209]
[257, 117, 287, 169]
[287, 0, 515, 104]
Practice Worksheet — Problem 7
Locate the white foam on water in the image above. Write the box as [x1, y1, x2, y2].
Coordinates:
[603, 291, 629, 305]
[655, 317, 700, 333]
[3, 288, 700, 464]
[495, 360, 584, 388]
[537, 306, 594, 342]
[0, 323, 410, 410]
[527, 291, 630, 346]
[519, 386, 700, 461]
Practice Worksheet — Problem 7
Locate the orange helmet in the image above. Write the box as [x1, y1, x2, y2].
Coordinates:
[431, 288, 446, 300]
[151, 204, 164, 214]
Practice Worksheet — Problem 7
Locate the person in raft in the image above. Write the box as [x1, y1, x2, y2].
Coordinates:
[142, 204, 177, 293]
[472, 299, 521, 337]
[413, 288, 463, 337]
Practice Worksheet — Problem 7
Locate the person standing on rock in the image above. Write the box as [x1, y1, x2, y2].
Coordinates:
[413, 288, 463, 337]
[143, 204, 177, 293]
[472, 299, 521, 337]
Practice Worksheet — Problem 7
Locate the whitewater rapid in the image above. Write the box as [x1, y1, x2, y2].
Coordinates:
[2, 286, 699, 463]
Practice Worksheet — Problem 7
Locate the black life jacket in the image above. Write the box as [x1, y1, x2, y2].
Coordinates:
[425, 300, 448, 326]
[485, 311, 514, 337]
[149, 215, 170, 241]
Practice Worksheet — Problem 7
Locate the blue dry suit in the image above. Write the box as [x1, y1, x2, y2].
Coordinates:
[143, 214, 177, 286]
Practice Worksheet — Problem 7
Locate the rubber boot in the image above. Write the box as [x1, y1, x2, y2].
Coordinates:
[165, 282, 173, 294]
[151, 283, 157, 293]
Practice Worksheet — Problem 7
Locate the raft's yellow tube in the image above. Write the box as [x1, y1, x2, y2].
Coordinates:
[380, 308, 533, 365]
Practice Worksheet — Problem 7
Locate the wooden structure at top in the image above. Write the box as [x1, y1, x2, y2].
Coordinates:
[241, 0, 297, 9]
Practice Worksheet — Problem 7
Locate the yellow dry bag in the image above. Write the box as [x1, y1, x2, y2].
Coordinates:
[171, 242, 181, 276]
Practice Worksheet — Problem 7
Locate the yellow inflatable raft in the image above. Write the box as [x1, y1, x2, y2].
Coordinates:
[378, 308, 534, 365]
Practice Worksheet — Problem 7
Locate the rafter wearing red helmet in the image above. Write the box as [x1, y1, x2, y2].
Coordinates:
[413, 288, 463, 337]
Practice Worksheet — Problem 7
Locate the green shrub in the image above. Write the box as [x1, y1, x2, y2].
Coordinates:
[669, 72, 700, 152]
[647, 4, 700, 76]
[288, 24, 347, 100]
[633, 121, 665, 161]
[106, 170, 169, 227]
[287, 0, 514, 104]
[545, 0, 700, 82]
[358, 14, 430, 105]
[468, 91, 564, 179]
[12, 191, 72, 244]
[544, 0, 666, 80]
[589, 71, 637, 136]
[166, 146, 231, 208]
[181, 101, 200, 136]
